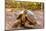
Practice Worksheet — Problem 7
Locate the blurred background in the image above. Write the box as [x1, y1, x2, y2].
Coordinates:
[5, 0, 44, 30]
[5, 0, 44, 10]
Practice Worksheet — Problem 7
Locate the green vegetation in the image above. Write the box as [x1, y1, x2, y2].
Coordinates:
[5, 0, 44, 10]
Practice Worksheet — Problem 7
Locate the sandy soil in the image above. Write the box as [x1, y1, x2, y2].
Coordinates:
[5, 8, 44, 30]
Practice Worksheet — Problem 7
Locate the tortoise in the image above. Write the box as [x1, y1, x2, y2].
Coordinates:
[12, 10, 40, 29]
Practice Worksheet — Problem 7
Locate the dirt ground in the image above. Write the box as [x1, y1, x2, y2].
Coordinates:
[5, 8, 44, 30]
